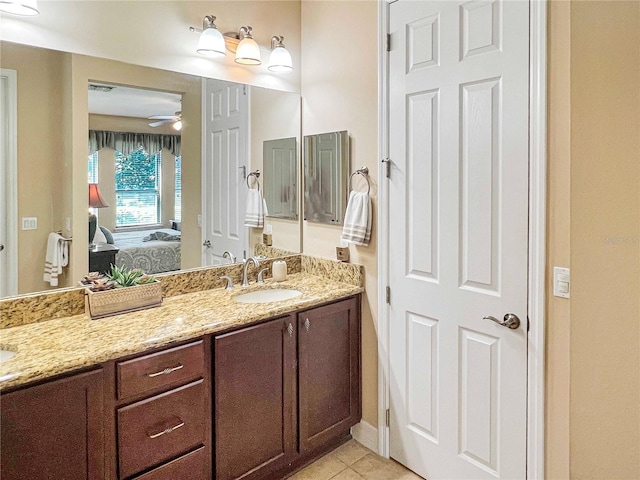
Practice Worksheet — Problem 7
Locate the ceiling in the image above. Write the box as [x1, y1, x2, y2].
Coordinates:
[87, 83, 182, 119]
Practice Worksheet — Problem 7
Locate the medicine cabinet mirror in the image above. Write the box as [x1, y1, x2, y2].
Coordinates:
[303, 130, 349, 226]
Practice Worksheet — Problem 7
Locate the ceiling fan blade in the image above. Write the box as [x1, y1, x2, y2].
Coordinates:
[149, 119, 173, 127]
[148, 115, 176, 120]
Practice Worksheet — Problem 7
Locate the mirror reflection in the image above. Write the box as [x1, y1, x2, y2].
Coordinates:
[0, 41, 302, 298]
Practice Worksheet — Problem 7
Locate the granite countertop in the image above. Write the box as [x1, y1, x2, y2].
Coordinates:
[0, 273, 362, 391]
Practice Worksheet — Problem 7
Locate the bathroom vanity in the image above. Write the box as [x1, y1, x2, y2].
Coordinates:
[0, 267, 362, 480]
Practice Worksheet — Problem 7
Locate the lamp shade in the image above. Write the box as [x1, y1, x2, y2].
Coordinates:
[196, 26, 226, 58]
[268, 46, 293, 72]
[0, 0, 39, 16]
[235, 36, 261, 65]
[88, 183, 109, 209]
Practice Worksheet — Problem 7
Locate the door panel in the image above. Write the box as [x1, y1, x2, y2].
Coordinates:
[214, 316, 296, 480]
[203, 79, 248, 265]
[388, 1, 529, 479]
[298, 297, 360, 453]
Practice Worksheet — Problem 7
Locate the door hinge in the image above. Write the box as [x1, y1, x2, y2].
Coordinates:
[385, 286, 391, 305]
[243, 84, 247, 95]
[386, 33, 391, 52]
[385, 409, 390, 427]
[527, 317, 530, 332]
[382, 158, 391, 179]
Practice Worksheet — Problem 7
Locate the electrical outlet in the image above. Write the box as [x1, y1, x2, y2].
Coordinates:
[22, 217, 37, 230]
[197, 214, 202, 227]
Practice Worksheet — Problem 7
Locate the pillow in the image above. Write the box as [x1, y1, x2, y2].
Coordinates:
[99, 226, 114, 245]
[92, 225, 107, 245]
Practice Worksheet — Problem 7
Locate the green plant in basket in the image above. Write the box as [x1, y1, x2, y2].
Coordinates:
[107, 265, 156, 288]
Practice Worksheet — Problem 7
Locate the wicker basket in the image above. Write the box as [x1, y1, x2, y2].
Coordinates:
[85, 281, 163, 319]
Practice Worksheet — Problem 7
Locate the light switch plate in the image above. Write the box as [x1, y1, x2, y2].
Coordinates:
[553, 266, 570, 298]
[22, 217, 37, 230]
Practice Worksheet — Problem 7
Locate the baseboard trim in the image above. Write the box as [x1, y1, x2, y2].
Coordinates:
[351, 420, 378, 454]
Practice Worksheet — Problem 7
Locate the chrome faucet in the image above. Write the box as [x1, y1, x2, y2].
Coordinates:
[222, 251, 236, 264]
[242, 257, 261, 287]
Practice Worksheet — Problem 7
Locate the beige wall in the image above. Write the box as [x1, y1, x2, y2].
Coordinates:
[0, 43, 72, 294]
[248, 88, 302, 254]
[301, 0, 379, 427]
[547, 1, 640, 477]
[0, 1, 301, 93]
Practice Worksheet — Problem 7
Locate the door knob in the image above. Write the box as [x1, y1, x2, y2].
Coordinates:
[203, 240, 211, 248]
[0, 244, 4, 252]
[483, 313, 521, 330]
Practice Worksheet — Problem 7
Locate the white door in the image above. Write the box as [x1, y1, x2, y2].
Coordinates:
[202, 79, 249, 265]
[388, 1, 530, 479]
[0, 69, 17, 297]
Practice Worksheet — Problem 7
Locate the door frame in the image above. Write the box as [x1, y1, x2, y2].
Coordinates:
[376, 1, 547, 479]
[0, 68, 18, 297]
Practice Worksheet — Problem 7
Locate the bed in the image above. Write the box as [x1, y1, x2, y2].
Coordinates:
[111, 229, 181, 275]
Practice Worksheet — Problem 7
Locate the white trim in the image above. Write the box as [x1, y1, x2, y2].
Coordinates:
[527, 1, 547, 479]
[377, 1, 548, 476]
[200, 77, 208, 266]
[0, 68, 18, 297]
[351, 421, 379, 454]
[377, 0, 391, 460]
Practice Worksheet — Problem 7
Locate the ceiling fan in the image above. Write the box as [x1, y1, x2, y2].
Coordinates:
[148, 111, 182, 131]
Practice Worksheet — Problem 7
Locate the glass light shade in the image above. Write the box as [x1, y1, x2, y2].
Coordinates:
[235, 37, 261, 65]
[196, 27, 226, 58]
[173, 120, 183, 131]
[268, 46, 293, 72]
[0, 0, 39, 16]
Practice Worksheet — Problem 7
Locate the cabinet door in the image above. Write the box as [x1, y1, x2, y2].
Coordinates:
[1, 369, 104, 480]
[214, 316, 296, 480]
[298, 297, 361, 453]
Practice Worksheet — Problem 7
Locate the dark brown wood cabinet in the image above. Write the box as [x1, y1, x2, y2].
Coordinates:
[0, 295, 360, 480]
[298, 296, 361, 454]
[214, 315, 297, 480]
[213, 296, 361, 480]
[0, 369, 105, 480]
[106, 339, 210, 480]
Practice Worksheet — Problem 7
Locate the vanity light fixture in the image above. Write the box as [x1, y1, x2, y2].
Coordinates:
[268, 36, 293, 73]
[195, 15, 226, 58]
[0, 0, 39, 16]
[173, 120, 183, 131]
[234, 26, 261, 65]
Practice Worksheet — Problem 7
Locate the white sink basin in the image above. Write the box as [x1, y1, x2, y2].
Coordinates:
[0, 345, 17, 363]
[233, 289, 302, 304]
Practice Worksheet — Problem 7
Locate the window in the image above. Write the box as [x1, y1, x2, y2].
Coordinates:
[174, 155, 182, 223]
[88, 152, 99, 183]
[115, 147, 161, 227]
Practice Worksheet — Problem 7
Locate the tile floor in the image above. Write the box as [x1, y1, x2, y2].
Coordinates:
[289, 439, 425, 480]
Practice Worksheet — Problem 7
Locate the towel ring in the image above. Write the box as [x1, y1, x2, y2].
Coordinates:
[349, 166, 370, 195]
[247, 170, 261, 190]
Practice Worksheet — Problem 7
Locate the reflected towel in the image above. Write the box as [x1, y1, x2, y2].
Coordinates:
[341, 191, 372, 246]
[244, 189, 267, 228]
[43, 232, 69, 286]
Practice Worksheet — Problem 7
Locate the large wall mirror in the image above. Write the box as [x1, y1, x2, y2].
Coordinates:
[0, 40, 302, 298]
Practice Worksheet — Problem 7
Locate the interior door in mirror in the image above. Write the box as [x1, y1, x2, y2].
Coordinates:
[303, 131, 349, 225]
[263, 137, 298, 220]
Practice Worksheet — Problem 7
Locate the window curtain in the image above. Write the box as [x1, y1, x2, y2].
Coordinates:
[88, 130, 181, 157]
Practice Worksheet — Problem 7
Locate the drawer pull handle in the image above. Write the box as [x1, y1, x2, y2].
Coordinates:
[304, 318, 310, 332]
[147, 364, 184, 378]
[148, 420, 185, 439]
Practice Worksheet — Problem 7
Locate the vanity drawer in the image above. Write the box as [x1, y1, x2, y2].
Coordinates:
[133, 447, 206, 480]
[117, 340, 204, 400]
[118, 380, 205, 479]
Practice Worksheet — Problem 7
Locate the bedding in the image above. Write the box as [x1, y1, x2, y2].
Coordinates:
[112, 229, 181, 274]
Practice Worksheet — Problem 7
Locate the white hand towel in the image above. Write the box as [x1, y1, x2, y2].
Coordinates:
[341, 191, 372, 246]
[43, 232, 69, 286]
[244, 189, 266, 228]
